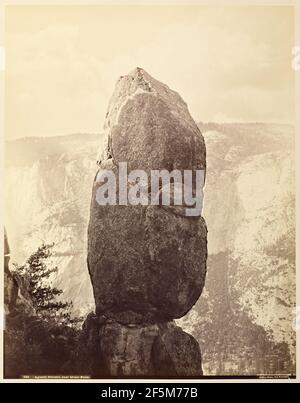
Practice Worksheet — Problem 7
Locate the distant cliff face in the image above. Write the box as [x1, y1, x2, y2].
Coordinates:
[5, 134, 99, 316]
[179, 123, 295, 374]
[203, 124, 295, 356]
[5, 123, 295, 374]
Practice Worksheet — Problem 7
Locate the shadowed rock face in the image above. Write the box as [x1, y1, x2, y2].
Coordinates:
[88, 201, 207, 323]
[4, 230, 34, 316]
[87, 68, 207, 376]
[79, 314, 203, 377]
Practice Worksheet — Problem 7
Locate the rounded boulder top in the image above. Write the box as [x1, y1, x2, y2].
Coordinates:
[98, 67, 206, 174]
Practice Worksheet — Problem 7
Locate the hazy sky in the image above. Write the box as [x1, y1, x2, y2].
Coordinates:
[5, 5, 295, 139]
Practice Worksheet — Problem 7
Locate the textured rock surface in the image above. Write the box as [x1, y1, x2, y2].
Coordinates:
[97, 67, 206, 174]
[79, 314, 203, 377]
[99, 320, 159, 376]
[152, 322, 203, 377]
[86, 68, 207, 376]
[4, 230, 33, 316]
[88, 201, 207, 323]
[88, 68, 207, 324]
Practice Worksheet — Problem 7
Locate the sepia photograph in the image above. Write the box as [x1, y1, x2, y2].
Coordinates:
[1, 1, 299, 384]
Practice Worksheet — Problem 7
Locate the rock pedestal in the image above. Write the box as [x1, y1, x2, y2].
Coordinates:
[87, 68, 207, 377]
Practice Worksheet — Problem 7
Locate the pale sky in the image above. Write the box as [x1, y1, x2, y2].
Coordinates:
[5, 5, 295, 139]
